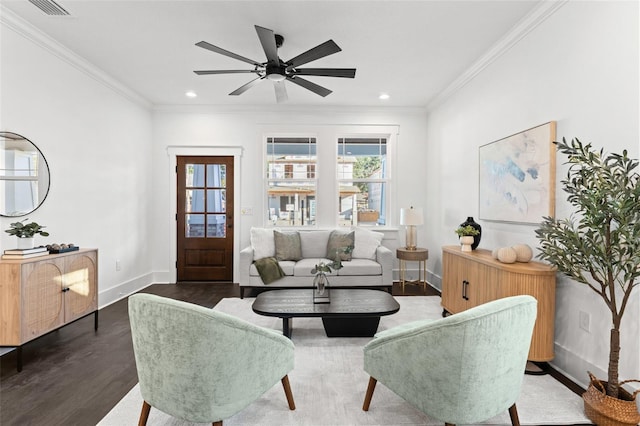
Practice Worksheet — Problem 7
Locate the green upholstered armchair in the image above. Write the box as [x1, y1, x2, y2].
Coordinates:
[362, 295, 537, 426]
[128, 293, 296, 426]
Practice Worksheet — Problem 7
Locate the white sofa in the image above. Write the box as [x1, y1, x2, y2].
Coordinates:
[239, 228, 393, 298]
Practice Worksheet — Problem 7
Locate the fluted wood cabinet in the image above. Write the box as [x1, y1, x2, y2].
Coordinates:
[0, 249, 98, 370]
[441, 246, 556, 362]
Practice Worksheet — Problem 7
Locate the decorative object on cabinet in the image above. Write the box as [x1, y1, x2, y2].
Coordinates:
[459, 216, 482, 249]
[441, 245, 555, 363]
[0, 132, 51, 217]
[535, 138, 640, 422]
[454, 224, 479, 252]
[5, 218, 50, 249]
[512, 244, 533, 262]
[0, 248, 98, 371]
[496, 247, 517, 264]
[479, 121, 556, 224]
[399, 206, 423, 250]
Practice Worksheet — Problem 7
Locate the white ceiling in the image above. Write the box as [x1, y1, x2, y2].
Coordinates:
[3, 0, 542, 108]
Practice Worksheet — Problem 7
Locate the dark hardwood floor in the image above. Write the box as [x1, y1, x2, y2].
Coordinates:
[0, 281, 583, 425]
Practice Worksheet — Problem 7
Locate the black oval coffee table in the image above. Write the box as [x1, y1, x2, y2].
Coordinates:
[252, 289, 400, 338]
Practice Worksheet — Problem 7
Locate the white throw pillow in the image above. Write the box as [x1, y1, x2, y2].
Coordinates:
[250, 227, 276, 260]
[351, 229, 384, 260]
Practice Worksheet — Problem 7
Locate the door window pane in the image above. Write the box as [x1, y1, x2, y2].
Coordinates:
[207, 164, 226, 187]
[207, 214, 226, 238]
[207, 189, 226, 213]
[186, 164, 205, 187]
[186, 214, 204, 237]
[186, 189, 205, 212]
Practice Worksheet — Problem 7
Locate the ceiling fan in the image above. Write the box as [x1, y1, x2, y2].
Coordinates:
[194, 25, 356, 102]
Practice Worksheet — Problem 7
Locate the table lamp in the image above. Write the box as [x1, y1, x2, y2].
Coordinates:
[400, 206, 423, 250]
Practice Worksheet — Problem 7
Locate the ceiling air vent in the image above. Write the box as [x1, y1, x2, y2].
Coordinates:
[28, 0, 70, 16]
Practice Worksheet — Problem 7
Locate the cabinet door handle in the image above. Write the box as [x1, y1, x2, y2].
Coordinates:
[462, 280, 469, 300]
[62, 287, 70, 293]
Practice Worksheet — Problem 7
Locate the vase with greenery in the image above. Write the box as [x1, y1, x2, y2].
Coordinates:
[535, 138, 639, 422]
[455, 225, 480, 252]
[5, 219, 50, 248]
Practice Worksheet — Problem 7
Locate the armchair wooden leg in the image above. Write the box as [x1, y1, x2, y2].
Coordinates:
[281, 375, 296, 410]
[508, 403, 520, 426]
[362, 377, 378, 411]
[445, 423, 455, 426]
[213, 422, 223, 426]
[138, 401, 151, 426]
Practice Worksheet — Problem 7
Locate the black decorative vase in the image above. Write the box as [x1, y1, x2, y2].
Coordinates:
[460, 217, 482, 250]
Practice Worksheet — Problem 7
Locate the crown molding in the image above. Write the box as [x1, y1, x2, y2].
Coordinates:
[426, 0, 569, 111]
[0, 5, 152, 109]
[153, 103, 428, 116]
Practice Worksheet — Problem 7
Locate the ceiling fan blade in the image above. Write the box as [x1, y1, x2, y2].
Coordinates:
[195, 41, 262, 67]
[286, 40, 342, 69]
[255, 25, 279, 65]
[194, 70, 261, 75]
[291, 68, 356, 78]
[286, 76, 332, 97]
[274, 81, 288, 103]
[229, 76, 264, 96]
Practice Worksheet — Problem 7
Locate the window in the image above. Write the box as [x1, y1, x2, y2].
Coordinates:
[337, 137, 388, 227]
[266, 137, 317, 227]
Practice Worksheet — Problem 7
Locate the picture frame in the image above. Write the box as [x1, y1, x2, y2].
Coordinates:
[479, 121, 556, 224]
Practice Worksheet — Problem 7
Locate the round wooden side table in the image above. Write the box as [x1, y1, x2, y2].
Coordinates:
[396, 247, 429, 293]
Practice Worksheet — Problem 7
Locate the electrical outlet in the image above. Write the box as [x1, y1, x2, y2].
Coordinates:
[116, 260, 121, 271]
[579, 311, 590, 332]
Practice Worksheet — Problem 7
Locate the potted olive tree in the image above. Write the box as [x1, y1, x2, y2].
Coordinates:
[536, 138, 640, 424]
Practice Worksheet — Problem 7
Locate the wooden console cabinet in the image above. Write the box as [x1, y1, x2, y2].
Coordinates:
[0, 248, 98, 370]
[441, 246, 556, 362]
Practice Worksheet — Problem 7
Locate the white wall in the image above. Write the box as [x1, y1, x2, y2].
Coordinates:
[1, 17, 154, 307]
[150, 106, 429, 282]
[425, 0, 639, 389]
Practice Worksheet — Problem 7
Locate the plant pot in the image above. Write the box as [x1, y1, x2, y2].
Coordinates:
[16, 237, 34, 249]
[582, 372, 640, 426]
[460, 216, 482, 249]
[459, 236, 474, 252]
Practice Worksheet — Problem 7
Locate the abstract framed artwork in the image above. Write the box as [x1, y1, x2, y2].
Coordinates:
[479, 121, 556, 224]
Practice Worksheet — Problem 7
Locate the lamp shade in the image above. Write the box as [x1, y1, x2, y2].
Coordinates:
[400, 207, 423, 226]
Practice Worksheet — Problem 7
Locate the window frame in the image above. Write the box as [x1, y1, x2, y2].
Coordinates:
[262, 125, 398, 229]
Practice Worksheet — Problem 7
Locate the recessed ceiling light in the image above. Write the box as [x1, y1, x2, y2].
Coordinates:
[379, 93, 390, 100]
[185, 91, 197, 98]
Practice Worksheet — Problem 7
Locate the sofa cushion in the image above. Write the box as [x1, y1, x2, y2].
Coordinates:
[250, 227, 276, 260]
[352, 229, 384, 260]
[274, 231, 302, 261]
[337, 258, 382, 276]
[300, 230, 331, 258]
[326, 230, 354, 261]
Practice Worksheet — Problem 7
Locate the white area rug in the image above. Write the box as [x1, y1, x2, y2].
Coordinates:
[99, 296, 590, 426]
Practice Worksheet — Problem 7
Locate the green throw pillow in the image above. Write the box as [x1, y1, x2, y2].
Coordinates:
[274, 231, 302, 261]
[326, 230, 354, 261]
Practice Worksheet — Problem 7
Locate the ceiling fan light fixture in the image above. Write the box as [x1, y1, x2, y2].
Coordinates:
[267, 73, 286, 82]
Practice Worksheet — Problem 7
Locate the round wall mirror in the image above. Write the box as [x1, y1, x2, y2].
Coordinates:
[0, 131, 50, 217]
